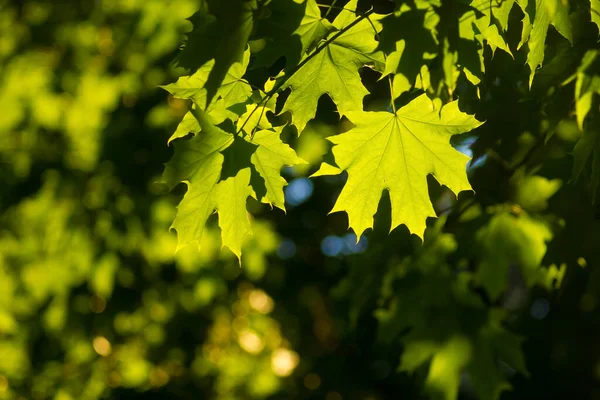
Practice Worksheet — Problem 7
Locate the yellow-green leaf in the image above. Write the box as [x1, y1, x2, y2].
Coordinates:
[162, 109, 255, 260]
[591, 0, 600, 33]
[162, 48, 252, 116]
[319, 94, 482, 238]
[281, 0, 385, 134]
[249, 129, 306, 210]
[517, 0, 573, 87]
[251, 0, 334, 70]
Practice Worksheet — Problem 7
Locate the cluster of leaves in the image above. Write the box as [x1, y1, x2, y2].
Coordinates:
[162, 0, 483, 259]
[160, 0, 600, 399]
[162, 0, 600, 259]
[0, 1, 304, 399]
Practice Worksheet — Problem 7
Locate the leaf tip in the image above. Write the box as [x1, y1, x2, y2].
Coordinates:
[174, 236, 199, 254]
[222, 243, 243, 265]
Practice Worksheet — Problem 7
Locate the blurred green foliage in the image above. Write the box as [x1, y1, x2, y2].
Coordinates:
[0, 0, 295, 398]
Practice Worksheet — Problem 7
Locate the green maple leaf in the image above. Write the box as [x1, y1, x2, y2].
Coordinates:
[314, 94, 482, 238]
[434, 0, 486, 91]
[487, 0, 516, 32]
[281, 0, 385, 134]
[237, 104, 273, 134]
[476, 212, 553, 299]
[163, 49, 253, 144]
[378, 6, 438, 97]
[593, 0, 600, 32]
[399, 321, 527, 400]
[250, 0, 334, 71]
[176, 0, 256, 105]
[169, 110, 202, 145]
[163, 48, 252, 120]
[236, 80, 279, 135]
[511, 171, 562, 212]
[572, 128, 600, 201]
[163, 109, 304, 260]
[517, 0, 573, 86]
[467, 0, 515, 57]
[570, 51, 600, 200]
[250, 128, 307, 210]
[161, 108, 252, 260]
[421, 336, 472, 400]
[375, 224, 528, 400]
[573, 50, 600, 130]
[467, 314, 529, 400]
[450, 0, 516, 89]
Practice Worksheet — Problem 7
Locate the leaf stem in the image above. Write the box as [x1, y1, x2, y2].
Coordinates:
[388, 75, 396, 114]
[317, 3, 356, 15]
[323, 0, 340, 18]
[358, 8, 397, 114]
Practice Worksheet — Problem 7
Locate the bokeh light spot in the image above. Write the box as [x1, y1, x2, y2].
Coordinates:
[238, 330, 264, 355]
[271, 348, 300, 377]
[285, 178, 313, 206]
[342, 233, 368, 255]
[277, 239, 296, 259]
[321, 236, 344, 257]
[249, 290, 274, 314]
[93, 336, 112, 356]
